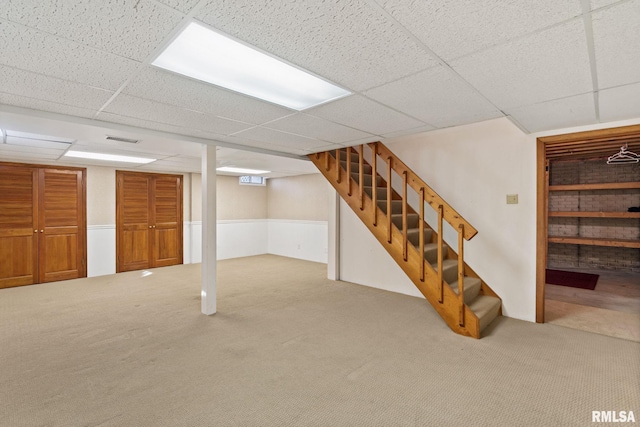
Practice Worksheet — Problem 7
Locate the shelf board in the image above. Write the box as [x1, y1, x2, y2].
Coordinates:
[548, 211, 640, 218]
[548, 236, 640, 249]
[549, 182, 640, 191]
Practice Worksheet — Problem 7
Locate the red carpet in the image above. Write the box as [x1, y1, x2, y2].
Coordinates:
[545, 269, 599, 290]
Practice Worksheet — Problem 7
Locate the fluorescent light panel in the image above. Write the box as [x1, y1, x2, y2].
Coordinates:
[217, 166, 270, 175]
[64, 150, 156, 164]
[152, 22, 351, 110]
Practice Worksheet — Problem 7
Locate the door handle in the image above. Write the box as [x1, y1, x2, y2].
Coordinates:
[40, 230, 44, 233]
[149, 225, 152, 228]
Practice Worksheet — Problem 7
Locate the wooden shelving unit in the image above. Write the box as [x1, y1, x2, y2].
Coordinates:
[548, 181, 640, 249]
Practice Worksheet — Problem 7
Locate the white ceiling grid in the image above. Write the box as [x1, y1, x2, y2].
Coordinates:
[0, 0, 637, 175]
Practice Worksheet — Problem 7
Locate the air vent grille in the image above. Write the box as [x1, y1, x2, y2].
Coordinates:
[105, 136, 140, 144]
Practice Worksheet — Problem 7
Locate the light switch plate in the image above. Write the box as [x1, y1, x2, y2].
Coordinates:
[506, 194, 519, 204]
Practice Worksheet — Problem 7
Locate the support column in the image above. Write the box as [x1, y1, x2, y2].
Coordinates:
[201, 144, 217, 315]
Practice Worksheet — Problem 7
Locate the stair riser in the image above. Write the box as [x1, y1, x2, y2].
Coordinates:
[377, 200, 403, 215]
[352, 173, 383, 187]
[450, 279, 481, 304]
[339, 151, 361, 163]
[437, 262, 459, 284]
[364, 187, 388, 200]
[479, 300, 501, 332]
[391, 214, 419, 230]
[423, 244, 448, 264]
[407, 229, 433, 247]
[341, 161, 372, 175]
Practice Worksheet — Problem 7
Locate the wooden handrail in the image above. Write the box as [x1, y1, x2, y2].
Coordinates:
[386, 157, 392, 243]
[419, 187, 425, 282]
[437, 205, 444, 303]
[402, 171, 408, 261]
[374, 142, 477, 241]
[372, 145, 377, 226]
[358, 146, 364, 210]
[346, 146, 352, 196]
[458, 224, 465, 326]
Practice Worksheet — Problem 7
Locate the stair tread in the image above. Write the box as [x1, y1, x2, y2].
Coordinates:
[431, 259, 458, 270]
[449, 276, 481, 293]
[468, 295, 501, 318]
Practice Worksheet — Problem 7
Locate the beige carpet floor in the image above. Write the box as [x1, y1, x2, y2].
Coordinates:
[0, 255, 638, 427]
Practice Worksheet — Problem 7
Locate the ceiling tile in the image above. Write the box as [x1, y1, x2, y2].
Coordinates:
[195, 0, 438, 91]
[382, 124, 436, 139]
[451, 19, 593, 109]
[505, 93, 596, 133]
[0, 65, 114, 110]
[5, 0, 184, 61]
[591, 0, 622, 10]
[0, 92, 97, 119]
[264, 113, 372, 144]
[95, 111, 234, 144]
[592, 1, 640, 89]
[215, 134, 311, 156]
[155, 0, 202, 14]
[123, 68, 293, 124]
[0, 143, 64, 160]
[103, 94, 252, 136]
[232, 127, 327, 152]
[306, 95, 426, 136]
[364, 66, 502, 127]
[378, 0, 581, 61]
[0, 19, 141, 90]
[599, 82, 640, 123]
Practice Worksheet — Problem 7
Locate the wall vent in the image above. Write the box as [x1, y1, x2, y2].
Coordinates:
[105, 136, 140, 144]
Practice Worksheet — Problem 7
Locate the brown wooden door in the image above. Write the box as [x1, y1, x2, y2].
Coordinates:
[117, 172, 152, 272]
[152, 175, 183, 267]
[39, 168, 86, 283]
[0, 165, 39, 288]
[116, 171, 182, 272]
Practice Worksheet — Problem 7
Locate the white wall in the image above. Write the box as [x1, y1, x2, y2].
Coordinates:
[267, 220, 328, 263]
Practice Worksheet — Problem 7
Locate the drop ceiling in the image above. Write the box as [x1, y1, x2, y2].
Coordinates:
[0, 0, 638, 175]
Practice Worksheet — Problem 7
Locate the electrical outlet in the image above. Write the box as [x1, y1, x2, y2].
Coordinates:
[506, 194, 518, 204]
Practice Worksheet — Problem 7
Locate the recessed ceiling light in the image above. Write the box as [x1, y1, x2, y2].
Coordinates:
[217, 166, 270, 175]
[152, 22, 351, 110]
[64, 150, 156, 164]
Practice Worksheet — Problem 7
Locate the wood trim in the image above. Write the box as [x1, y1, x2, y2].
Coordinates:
[548, 236, 640, 249]
[0, 161, 86, 171]
[549, 211, 640, 218]
[535, 139, 547, 323]
[549, 182, 640, 191]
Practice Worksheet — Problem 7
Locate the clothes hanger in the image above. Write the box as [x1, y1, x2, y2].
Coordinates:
[606, 144, 640, 164]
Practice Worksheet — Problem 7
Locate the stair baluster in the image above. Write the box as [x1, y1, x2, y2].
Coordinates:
[372, 146, 377, 226]
[419, 187, 425, 282]
[335, 149, 341, 183]
[358, 147, 364, 210]
[346, 147, 352, 196]
[386, 157, 392, 243]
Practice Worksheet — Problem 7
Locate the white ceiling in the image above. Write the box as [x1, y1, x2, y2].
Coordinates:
[0, 0, 639, 175]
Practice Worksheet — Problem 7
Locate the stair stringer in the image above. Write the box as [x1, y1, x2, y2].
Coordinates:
[311, 152, 481, 338]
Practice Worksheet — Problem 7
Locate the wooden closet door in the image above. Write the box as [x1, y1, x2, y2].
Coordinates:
[152, 175, 183, 268]
[0, 165, 39, 288]
[116, 172, 152, 272]
[39, 168, 86, 283]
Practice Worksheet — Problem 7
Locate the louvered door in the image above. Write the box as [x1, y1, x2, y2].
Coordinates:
[0, 163, 86, 289]
[39, 168, 86, 283]
[152, 175, 182, 267]
[0, 165, 38, 288]
[116, 171, 182, 272]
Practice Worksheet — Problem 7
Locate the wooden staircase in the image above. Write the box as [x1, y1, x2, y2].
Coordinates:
[309, 142, 501, 338]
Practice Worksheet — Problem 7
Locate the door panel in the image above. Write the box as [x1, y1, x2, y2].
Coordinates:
[0, 166, 38, 288]
[152, 175, 182, 267]
[117, 173, 151, 272]
[39, 169, 85, 283]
